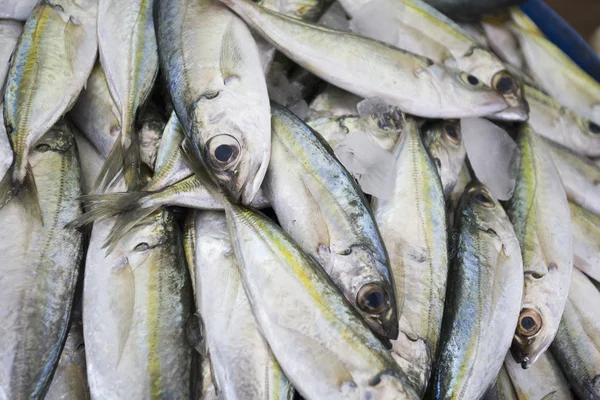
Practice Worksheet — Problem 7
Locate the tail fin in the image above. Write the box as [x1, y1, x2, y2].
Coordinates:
[0, 164, 42, 223]
[104, 206, 160, 253]
[94, 128, 141, 191]
[66, 191, 145, 229]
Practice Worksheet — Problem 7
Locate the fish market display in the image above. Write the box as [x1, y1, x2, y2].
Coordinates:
[1, 0, 599, 398]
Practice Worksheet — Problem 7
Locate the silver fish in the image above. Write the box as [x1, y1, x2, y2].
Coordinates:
[306, 84, 362, 121]
[265, 103, 399, 339]
[570, 201, 600, 282]
[193, 210, 294, 399]
[218, 0, 509, 119]
[156, 0, 271, 204]
[433, 181, 523, 399]
[551, 268, 600, 400]
[0, 0, 37, 21]
[0, 20, 22, 94]
[96, 0, 158, 190]
[0, 121, 83, 399]
[505, 124, 572, 369]
[483, 366, 517, 400]
[371, 116, 448, 396]
[505, 351, 572, 400]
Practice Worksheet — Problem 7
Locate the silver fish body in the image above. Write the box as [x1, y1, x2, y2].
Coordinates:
[3, 0, 97, 188]
[156, 0, 271, 204]
[45, 319, 90, 400]
[306, 84, 362, 121]
[505, 351, 572, 400]
[72, 126, 105, 195]
[505, 124, 572, 369]
[421, 119, 466, 199]
[83, 210, 193, 399]
[193, 211, 294, 400]
[551, 268, 600, 400]
[224, 202, 419, 399]
[0, 20, 22, 94]
[570, 201, 600, 282]
[0, 121, 83, 399]
[433, 181, 523, 400]
[371, 117, 448, 396]
[483, 366, 517, 400]
[218, 0, 508, 119]
[265, 103, 399, 339]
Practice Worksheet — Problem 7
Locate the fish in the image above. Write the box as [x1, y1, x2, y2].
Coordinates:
[217, 0, 508, 119]
[306, 84, 362, 120]
[542, 137, 600, 217]
[481, 18, 525, 70]
[551, 268, 600, 400]
[371, 116, 448, 396]
[505, 351, 573, 400]
[220, 199, 419, 399]
[95, 0, 158, 190]
[422, 0, 526, 22]
[192, 210, 294, 399]
[1, 0, 97, 215]
[432, 180, 523, 400]
[525, 84, 600, 157]
[511, 9, 600, 126]
[504, 124, 572, 369]
[136, 102, 166, 171]
[483, 366, 517, 400]
[0, 20, 22, 94]
[69, 62, 121, 160]
[83, 209, 194, 399]
[264, 103, 399, 339]
[339, 0, 528, 121]
[0, 112, 12, 179]
[0, 120, 84, 399]
[421, 119, 466, 199]
[45, 319, 90, 400]
[156, 0, 271, 204]
[72, 126, 105, 195]
[569, 201, 600, 282]
[0, 0, 37, 20]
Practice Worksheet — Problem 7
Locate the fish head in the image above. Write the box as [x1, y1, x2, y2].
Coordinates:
[31, 121, 76, 155]
[574, 114, 600, 152]
[191, 88, 270, 205]
[422, 119, 465, 197]
[427, 64, 508, 116]
[326, 244, 399, 339]
[510, 304, 549, 369]
[119, 210, 175, 267]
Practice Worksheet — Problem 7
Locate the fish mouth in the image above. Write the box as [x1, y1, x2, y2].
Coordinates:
[366, 308, 399, 340]
[488, 101, 530, 122]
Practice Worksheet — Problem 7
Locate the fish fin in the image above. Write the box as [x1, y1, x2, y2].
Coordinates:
[94, 129, 142, 191]
[109, 257, 135, 367]
[94, 138, 124, 190]
[220, 20, 246, 77]
[104, 206, 161, 254]
[122, 124, 141, 191]
[0, 165, 42, 223]
[63, 15, 85, 76]
[66, 192, 145, 229]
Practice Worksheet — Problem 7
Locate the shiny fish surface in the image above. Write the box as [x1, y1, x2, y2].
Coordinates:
[505, 351, 572, 400]
[570, 201, 600, 282]
[483, 366, 517, 400]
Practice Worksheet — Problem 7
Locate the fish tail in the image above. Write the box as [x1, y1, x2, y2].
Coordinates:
[0, 163, 42, 223]
[122, 122, 142, 191]
[65, 191, 146, 229]
[103, 206, 161, 253]
[94, 125, 141, 191]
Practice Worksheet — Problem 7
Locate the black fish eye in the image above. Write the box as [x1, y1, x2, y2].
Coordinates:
[496, 76, 515, 94]
[214, 144, 234, 163]
[517, 308, 542, 337]
[473, 191, 494, 207]
[134, 242, 149, 251]
[36, 144, 51, 152]
[444, 122, 461, 144]
[589, 121, 600, 134]
[467, 75, 479, 85]
[521, 316, 535, 330]
[357, 284, 389, 314]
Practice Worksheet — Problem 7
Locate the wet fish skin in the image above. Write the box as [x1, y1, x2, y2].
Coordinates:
[433, 181, 523, 400]
[483, 366, 517, 400]
[96, 0, 158, 190]
[218, 0, 508, 119]
[45, 319, 90, 400]
[569, 201, 600, 282]
[421, 119, 466, 199]
[481, 19, 524, 70]
[525, 84, 600, 157]
[156, 0, 271, 204]
[504, 124, 572, 369]
[265, 103, 399, 340]
[224, 201, 419, 399]
[0, 0, 37, 21]
[371, 116, 447, 396]
[505, 351, 572, 400]
[0, 20, 22, 95]
[542, 137, 600, 217]
[69, 62, 121, 160]
[551, 268, 600, 400]
[72, 125, 105, 195]
[83, 210, 193, 399]
[306, 84, 361, 121]
[0, 120, 83, 399]
[193, 211, 294, 400]
[3, 0, 97, 190]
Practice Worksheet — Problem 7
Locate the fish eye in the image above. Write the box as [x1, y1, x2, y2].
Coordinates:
[357, 283, 389, 314]
[492, 71, 517, 95]
[203, 91, 220, 100]
[469, 188, 495, 208]
[206, 135, 241, 169]
[134, 242, 149, 252]
[460, 72, 481, 87]
[589, 121, 600, 134]
[517, 309, 542, 337]
[443, 121, 461, 144]
[35, 144, 51, 152]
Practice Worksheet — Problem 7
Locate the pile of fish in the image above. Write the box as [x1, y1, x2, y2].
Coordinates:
[1, 0, 600, 398]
